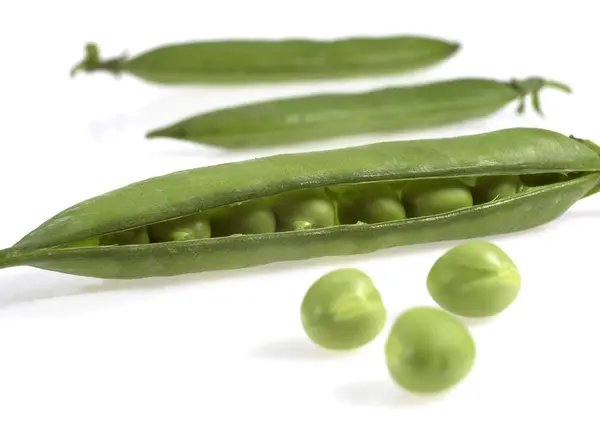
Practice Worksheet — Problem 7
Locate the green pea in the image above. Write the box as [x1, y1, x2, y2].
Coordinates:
[275, 191, 336, 231]
[338, 193, 406, 225]
[520, 172, 569, 186]
[212, 204, 276, 236]
[402, 179, 473, 217]
[148, 214, 211, 242]
[473, 175, 521, 204]
[58, 237, 100, 248]
[426, 241, 521, 318]
[385, 306, 476, 394]
[301, 268, 387, 350]
[99, 227, 150, 245]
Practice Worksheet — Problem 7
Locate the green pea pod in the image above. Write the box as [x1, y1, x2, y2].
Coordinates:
[70, 36, 459, 85]
[1, 127, 600, 280]
[145, 76, 571, 149]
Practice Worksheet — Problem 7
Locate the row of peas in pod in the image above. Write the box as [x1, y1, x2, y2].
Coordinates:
[300, 241, 520, 394]
[69, 172, 565, 248]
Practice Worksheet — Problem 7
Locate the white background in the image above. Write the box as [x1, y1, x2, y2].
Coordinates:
[0, 1, 599, 431]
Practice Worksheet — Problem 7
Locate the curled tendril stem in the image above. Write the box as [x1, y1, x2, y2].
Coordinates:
[70, 42, 128, 77]
[509, 77, 572, 116]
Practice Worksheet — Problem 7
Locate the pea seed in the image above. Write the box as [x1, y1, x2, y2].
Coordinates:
[473, 175, 521, 204]
[212, 204, 276, 236]
[402, 179, 473, 217]
[385, 306, 476, 394]
[275, 191, 336, 231]
[520, 172, 575, 186]
[339, 193, 406, 225]
[426, 241, 521, 318]
[301, 268, 387, 350]
[59, 237, 100, 248]
[99, 227, 150, 246]
[148, 214, 211, 242]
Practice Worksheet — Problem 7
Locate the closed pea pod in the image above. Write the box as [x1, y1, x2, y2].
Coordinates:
[2, 128, 600, 280]
[145, 76, 571, 149]
[70, 36, 459, 85]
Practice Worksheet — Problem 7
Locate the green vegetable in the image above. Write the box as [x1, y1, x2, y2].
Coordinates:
[385, 306, 476, 393]
[70, 36, 459, 85]
[472, 175, 522, 204]
[211, 203, 276, 237]
[145, 77, 570, 149]
[402, 179, 474, 217]
[274, 190, 336, 231]
[426, 241, 521, 317]
[301, 268, 386, 350]
[148, 214, 211, 242]
[99, 227, 150, 245]
[335, 183, 406, 224]
[1, 127, 600, 280]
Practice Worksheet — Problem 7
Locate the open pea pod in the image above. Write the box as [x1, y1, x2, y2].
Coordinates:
[2, 127, 600, 279]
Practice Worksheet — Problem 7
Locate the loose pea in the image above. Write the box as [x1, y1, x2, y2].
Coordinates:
[148, 214, 211, 242]
[275, 191, 336, 231]
[385, 306, 476, 394]
[426, 241, 521, 318]
[301, 268, 387, 350]
[211, 204, 276, 236]
[99, 227, 150, 245]
[473, 175, 521, 204]
[402, 179, 473, 217]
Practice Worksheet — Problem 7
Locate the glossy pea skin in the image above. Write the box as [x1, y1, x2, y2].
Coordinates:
[402, 179, 473, 217]
[301, 268, 387, 350]
[385, 307, 476, 394]
[426, 241, 521, 318]
[338, 189, 406, 224]
[211, 203, 276, 236]
[472, 175, 522, 204]
[148, 214, 211, 242]
[274, 191, 336, 231]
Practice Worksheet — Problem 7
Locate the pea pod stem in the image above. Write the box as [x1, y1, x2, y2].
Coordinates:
[70, 43, 127, 77]
[510, 77, 572, 115]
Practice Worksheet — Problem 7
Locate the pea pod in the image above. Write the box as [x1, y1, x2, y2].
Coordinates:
[1, 127, 600, 280]
[70, 36, 459, 85]
[145, 76, 571, 149]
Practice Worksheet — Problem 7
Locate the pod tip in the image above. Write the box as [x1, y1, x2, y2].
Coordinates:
[145, 129, 164, 139]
